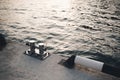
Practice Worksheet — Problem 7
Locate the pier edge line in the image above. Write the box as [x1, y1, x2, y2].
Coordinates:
[64, 55, 120, 78]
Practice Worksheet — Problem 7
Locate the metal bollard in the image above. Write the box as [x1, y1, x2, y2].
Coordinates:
[24, 40, 50, 60]
[38, 43, 45, 55]
[29, 40, 36, 55]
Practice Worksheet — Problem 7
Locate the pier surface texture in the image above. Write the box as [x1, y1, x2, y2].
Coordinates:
[0, 41, 119, 80]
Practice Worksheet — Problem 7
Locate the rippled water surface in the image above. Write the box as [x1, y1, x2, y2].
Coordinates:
[0, 0, 120, 66]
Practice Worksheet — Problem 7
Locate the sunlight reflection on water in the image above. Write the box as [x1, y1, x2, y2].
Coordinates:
[0, 0, 120, 66]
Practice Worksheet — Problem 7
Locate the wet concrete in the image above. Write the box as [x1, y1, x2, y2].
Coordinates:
[0, 41, 119, 80]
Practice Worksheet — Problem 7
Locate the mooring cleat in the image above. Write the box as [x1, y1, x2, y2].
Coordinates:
[24, 41, 50, 60]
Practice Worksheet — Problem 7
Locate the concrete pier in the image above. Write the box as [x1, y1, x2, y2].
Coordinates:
[0, 41, 119, 80]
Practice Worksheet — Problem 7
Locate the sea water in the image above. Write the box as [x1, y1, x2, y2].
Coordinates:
[0, 0, 120, 67]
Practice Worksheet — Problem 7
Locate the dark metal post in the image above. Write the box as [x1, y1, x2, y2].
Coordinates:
[29, 40, 36, 55]
[38, 43, 44, 56]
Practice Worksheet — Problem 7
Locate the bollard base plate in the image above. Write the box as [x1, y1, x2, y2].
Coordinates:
[24, 49, 50, 60]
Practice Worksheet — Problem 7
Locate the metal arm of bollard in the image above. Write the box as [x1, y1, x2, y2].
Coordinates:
[24, 40, 50, 60]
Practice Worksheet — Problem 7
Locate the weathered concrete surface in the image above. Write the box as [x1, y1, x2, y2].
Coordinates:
[0, 41, 119, 80]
